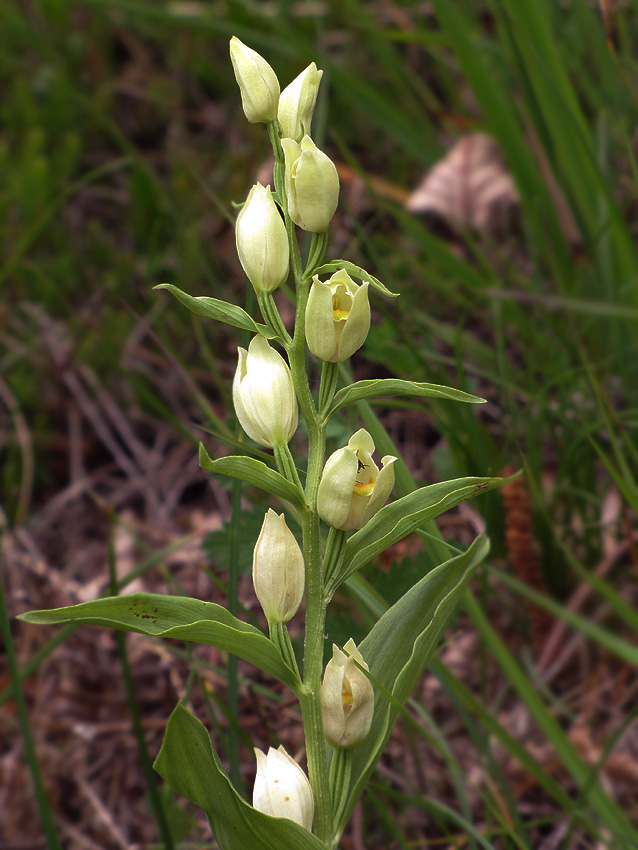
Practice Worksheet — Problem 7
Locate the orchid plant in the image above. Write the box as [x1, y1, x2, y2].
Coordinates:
[20, 39, 509, 849]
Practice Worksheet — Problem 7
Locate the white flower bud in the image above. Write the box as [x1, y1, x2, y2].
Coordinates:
[321, 638, 374, 749]
[229, 37, 280, 124]
[236, 183, 289, 294]
[253, 746, 314, 831]
[317, 429, 396, 530]
[281, 135, 339, 233]
[305, 270, 370, 362]
[253, 510, 304, 623]
[233, 335, 298, 448]
[278, 63, 323, 140]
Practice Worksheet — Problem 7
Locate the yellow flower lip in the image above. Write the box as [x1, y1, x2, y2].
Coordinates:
[342, 693, 354, 706]
[353, 481, 375, 497]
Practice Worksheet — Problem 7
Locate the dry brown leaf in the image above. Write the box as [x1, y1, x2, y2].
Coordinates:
[405, 132, 519, 234]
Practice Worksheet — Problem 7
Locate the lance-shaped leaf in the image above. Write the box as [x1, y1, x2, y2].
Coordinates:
[18, 594, 301, 692]
[338, 535, 490, 833]
[155, 283, 273, 337]
[329, 379, 485, 414]
[154, 702, 327, 850]
[200, 444, 306, 511]
[334, 476, 507, 587]
[312, 259, 398, 298]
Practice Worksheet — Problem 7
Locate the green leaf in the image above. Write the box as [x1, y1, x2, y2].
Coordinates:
[312, 260, 398, 298]
[329, 379, 485, 414]
[199, 444, 306, 511]
[154, 702, 327, 850]
[339, 536, 490, 832]
[18, 594, 300, 692]
[155, 283, 273, 337]
[335, 475, 509, 586]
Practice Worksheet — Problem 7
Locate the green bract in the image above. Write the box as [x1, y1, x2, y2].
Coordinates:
[305, 271, 371, 363]
[18, 594, 302, 692]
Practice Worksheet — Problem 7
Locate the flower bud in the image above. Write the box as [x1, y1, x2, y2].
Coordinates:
[317, 429, 396, 530]
[253, 746, 314, 831]
[253, 510, 304, 623]
[236, 183, 289, 294]
[229, 36, 280, 124]
[281, 135, 339, 232]
[321, 638, 374, 749]
[305, 270, 370, 362]
[278, 63, 323, 141]
[233, 335, 298, 448]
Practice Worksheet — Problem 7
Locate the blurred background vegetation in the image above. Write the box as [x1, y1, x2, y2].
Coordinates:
[2, 1, 637, 848]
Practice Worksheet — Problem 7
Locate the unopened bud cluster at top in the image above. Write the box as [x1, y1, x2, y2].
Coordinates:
[230, 36, 339, 304]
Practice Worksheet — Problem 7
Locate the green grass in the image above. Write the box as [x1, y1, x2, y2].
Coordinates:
[3, 0, 638, 847]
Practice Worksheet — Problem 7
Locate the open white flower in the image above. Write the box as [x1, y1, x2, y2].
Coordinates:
[321, 638, 374, 749]
[317, 429, 396, 530]
[305, 270, 370, 362]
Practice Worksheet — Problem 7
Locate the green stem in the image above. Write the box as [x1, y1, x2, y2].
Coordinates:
[0, 559, 63, 850]
[318, 360, 339, 418]
[270, 113, 335, 846]
[299, 508, 331, 843]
